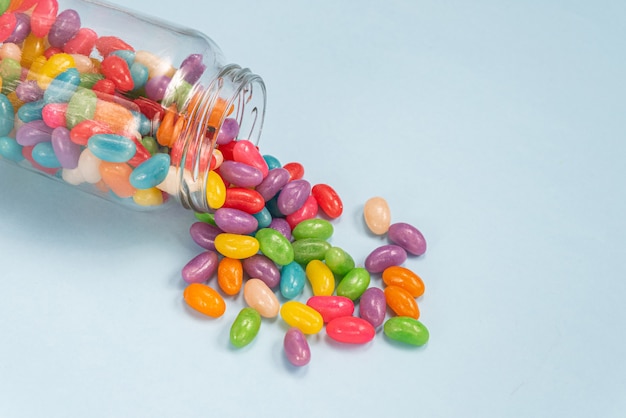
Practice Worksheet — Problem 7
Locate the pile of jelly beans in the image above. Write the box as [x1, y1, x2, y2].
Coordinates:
[182, 146, 431, 367]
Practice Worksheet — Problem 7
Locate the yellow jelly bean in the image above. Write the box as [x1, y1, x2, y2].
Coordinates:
[21, 33, 46, 68]
[183, 283, 226, 318]
[37, 53, 76, 89]
[280, 301, 324, 334]
[214, 233, 259, 259]
[305, 259, 335, 296]
[206, 170, 226, 209]
[26, 55, 46, 81]
[132, 188, 164, 207]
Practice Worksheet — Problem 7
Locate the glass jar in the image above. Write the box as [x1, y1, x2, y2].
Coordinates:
[0, 0, 266, 213]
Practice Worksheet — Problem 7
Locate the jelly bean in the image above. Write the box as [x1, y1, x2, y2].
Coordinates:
[336, 267, 370, 301]
[292, 238, 331, 265]
[16, 120, 52, 146]
[144, 75, 171, 102]
[280, 301, 323, 335]
[277, 179, 311, 216]
[0, 12, 17, 43]
[280, 261, 306, 300]
[284, 328, 310, 367]
[31, 141, 61, 168]
[206, 170, 226, 209]
[230, 307, 261, 348]
[0, 58, 22, 94]
[61, 166, 84, 185]
[91, 78, 116, 96]
[285, 194, 318, 230]
[183, 283, 226, 318]
[213, 207, 258, 235]
[128, 153, 170, 189]
[88, 133, 136, 163]
[255, 227, 294, 266]
[130, 62, 149, 90]
[215, 118, 239, 145]
[306, 296, 354, 323]
[79, 73, 104, 89]
[0, 42, 22, 62]
[179, 53, 206, 84]
[189, 221, 222, 251]
[47, 8, 80, 47]
[51, 126, 80, 169]
[22, 145, 57, 175]
[255, 167, 290, 201]
[41, 103, 67, 128]
[44, 68, 81, 103]
[16, 80, 43, 103]
[242, 254, 281, 289]
[69, 119, 112, 145]
[99, 161, 135, 198]
[383, 317, 429, 346]
[324, 246, 355, 277]
[268, 218, 292, 241]
[305, 259, 335, 296]
[95, 36, 134, 57]
[311, 183, 343, 219]
[194, 211, 216, 225]
[262, 154, 281, 170]
[66, 88, 97, 128]
[0, 0, 9, 13]
[359, 287, 387, 328]
[140, 136, 159, 156]
[12, 0, 39, 12]
[232, 139, 268, 177]
[93, 100, 136, 133]
[363, 196, 391, 235]
[292, 218, 333, 241]
[31, 0, 59, 38]
[218, 160, 263, 188]
[326, 316, 376, 345]
[101, 55, 134, 92]
[63, 27, 97, 55]
[252, 207, 272, 229]
[217, 257, 243, 296]
[222, 187, 265, 214]
[283, 162, 304, 180]
[111, 49, 136, 68]
[134, 50, 175, 79]
[132, 188, 163, 207]
[21, 34, 45, 68]
[384, 285, 420, 319]
[71, 53, 96, 73]
[0, 136, 23, 161]
[364, 244, 407, 273]
[214, 233, 259, 259]
[17, 99, 45, 122]
[382, 266, 425, 298]
[388, 222, 427, 256]
[5, 12, 30, 44]
[243, 278, 280, 318]
[182, 250, 219, 284]
[0, 94, 15, 136]
[77, 148, 101, 183]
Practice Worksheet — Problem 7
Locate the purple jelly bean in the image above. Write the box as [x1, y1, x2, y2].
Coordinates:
[180, 53, 206, 84]
[51, 127, 80, 169]
[16, 120, 53, 146]
[284, 327, 311, 367]
[243, 254, 281, 289]
[48, 9, 81, 48]
[6, 13, 30, 44]
[388, 222, 427, 256]
[182, 250, 219, 284]
[15, 80, 43, 103]
[218, 160, 264, 188]
[359, 287, 386, 328]
[364, 245, 408, 274]
[214, 208, 258, 235]
[145, 75, 171, 101]
[256, 168, 290, 201]
[216, 118, 239, 145]
[269, 218, 292, 241]
[277, 179, 311, 216]
[189, 222, 222, 250]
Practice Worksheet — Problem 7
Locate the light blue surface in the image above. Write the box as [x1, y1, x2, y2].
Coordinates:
[1, 1, 625, 417]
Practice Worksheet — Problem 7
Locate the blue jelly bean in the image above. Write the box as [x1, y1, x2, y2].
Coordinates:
[132, 111, 151, 136]
[44, 68, 81, 103]
[263, 154, 281, 170]
[17, 100, 45, 122]
[265, 194, 284, 219]
[0, 94, 15, 136]
[32, 142, 61, 168]
[0, 137, 24, 162]
[129, 153, 170, 189]
[88, 133, 137, 163]
[130, 62, 149, 90]
[280, 261, 306, 300]
[111, 50, 135, 67]
[252, 207, 272, 229]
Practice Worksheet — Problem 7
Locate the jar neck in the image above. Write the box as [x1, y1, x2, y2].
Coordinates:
[170, 64, 266, 213]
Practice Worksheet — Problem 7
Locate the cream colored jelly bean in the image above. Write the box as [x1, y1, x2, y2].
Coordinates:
[363, 196, 391, 235]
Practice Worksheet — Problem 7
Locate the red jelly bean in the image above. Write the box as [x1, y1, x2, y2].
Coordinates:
[326, 316, 376, 344]
[92, 78, 117, 96]
[312, 183, 343, 218]
[70, 120, 113, 146]
[14, 0, 39, 12]
[222, 187, 265, 214]
[306, 296, 354, 323]
[286, 194, 318, 230]
[133, 97, 165, 121]
[95, 36, 135, 57]
[43, 46, 63, 59]
[283, 162, 304, 180]
[0, 13, 17, 42]
[42, 103, 67, 129]
[100, 54, 134, 92]
[63, 27, 98, 55]
[31, 0, 58, 38]
[232, 139, 268, 177]
[127, 137, 151, 167]
[217, 140, 237, 162]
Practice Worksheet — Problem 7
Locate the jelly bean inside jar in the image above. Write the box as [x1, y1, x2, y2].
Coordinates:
[0, 0, 266, 213]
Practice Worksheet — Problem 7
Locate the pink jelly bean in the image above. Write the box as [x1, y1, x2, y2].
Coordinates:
[326, 316, 376, 345]
[286, 194, 318, 230]
[364, 245, 408, 274]
[101, 55, 134, 92]
[31, 0, 59, 38]
[232, 139, 268, 177]
[63, 27, 97, 55]
[359, 287, 386, 328]
[0, 13, 17, 42]
[48, 9, 80, 48]
[306, 296, 354, 323]
[284, 328, 311, 367]
[42, 103, 67, 128]
[51, 127, 80, 169]
[182, 251, 219, 284]
[277, 179, 311, 216]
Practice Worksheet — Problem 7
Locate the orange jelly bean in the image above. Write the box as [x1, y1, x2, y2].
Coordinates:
[217, 257, 243, 296]
[99, 162, 135, 198]
[382, 266, 425, 298]
[183, 283, 226, 318]
[384, 285, 420, 319]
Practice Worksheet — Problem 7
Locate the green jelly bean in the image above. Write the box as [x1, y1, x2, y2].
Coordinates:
[255, 228, 294, 266]
[292, 238, 331, 265]
[66, 88, 97, 128]
[0, 0, 10, 14]
[292, 219, 334, 241]
[79, 73, 105, 89]
[324, 246, 355, 276]
[336, 267, 370, 300]
[140, 136, 159, 155]
[230, 307, 261, 348]
[194, 211, 216, 225]
[174, 81, 192, 107]
[0, 58, 22, 94]
[384, 317, 430, 346]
